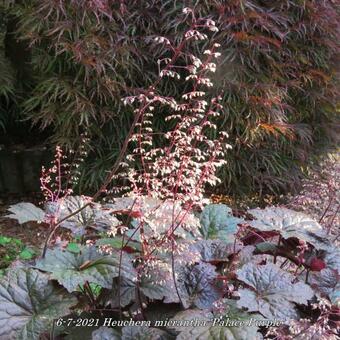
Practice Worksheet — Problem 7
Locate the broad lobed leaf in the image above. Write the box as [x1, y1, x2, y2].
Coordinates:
[0, 267, 76, 340]
[199, 204, 243, 243]
[5, 202, 45, 224]
[248, 207, 331, 250]
[310, 268, 340, 306]
[35, 246, 136, 292]
[171, 301, 263, 340]
[46, 196, 120, 236]
[236, 263, 314, 321]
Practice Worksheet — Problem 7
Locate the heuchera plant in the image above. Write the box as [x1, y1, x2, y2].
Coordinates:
[0, 8, 339, 340]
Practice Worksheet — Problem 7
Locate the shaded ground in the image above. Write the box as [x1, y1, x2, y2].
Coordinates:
[0, 194, 47, 270]
[0, 194, 48, 249]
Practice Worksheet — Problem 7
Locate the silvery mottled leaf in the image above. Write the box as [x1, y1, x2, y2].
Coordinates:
[107, 261, 176, 306]
[236, 263, 314, 321]
[106, 196, 161, 212]
[189, 239, 240, 262]
[106, 276, 136, 308]
[122, 325, 170, 340]
[176, 262, 221, 309]
[324, 247, 340, 272]
[124, 199, 200, 241]
[35, 246, 136, 292]
[5, 202, 45, 224]
[310, 268, 340, 306]
[238, 245, 256, 265]
[47, 196, 119, 236]
[248, 207, 330, 250]
[171, 305, 263, 340]
[199, 204, 243, 243]
[141, 259, 178, 304]
[140, 269, 174, 301]
[0, 268, 76, 340]
[176, 321, 262, 340]
[92, 327, 121, 340]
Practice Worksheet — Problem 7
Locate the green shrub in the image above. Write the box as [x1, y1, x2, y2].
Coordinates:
[0, 7, 15, 132]
[5, 0, 339, 195]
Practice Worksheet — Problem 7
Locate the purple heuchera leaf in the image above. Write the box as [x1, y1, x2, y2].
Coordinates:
[310, 268, 340, 306]
[324, 247, 340, 273]
[176, 262, 222, 309]
[171, 304, 263, 340]
[248, 207, 330, 250]
[46, 196, 120, 236]
[236, 263, 314, 321]
[0, 268, 76, 340]
[35, 246, 136, 293]
[5, 202, 45, 224]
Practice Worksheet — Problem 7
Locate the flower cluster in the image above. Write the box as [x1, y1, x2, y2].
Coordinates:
[104, 10, 232, 304]
[40, 134, 89, 204]
[117, 11, 230, 209]
[40, 146, 72, 203]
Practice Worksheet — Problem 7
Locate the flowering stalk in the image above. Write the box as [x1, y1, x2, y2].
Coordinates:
[39, 8, 232, 316]
[40, 8, 228, 255]
[107, 8, 233, 307]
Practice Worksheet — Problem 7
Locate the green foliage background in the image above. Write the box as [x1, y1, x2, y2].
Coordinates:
[0, 0, 339, 196]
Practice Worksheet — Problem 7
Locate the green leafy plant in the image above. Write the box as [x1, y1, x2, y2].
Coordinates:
[3, 0, 338, 195]
[0, 235, 36, 269]
[0, 7, 15, 132]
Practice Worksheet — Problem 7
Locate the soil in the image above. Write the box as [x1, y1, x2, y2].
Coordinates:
[0, 194, 49, 249]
